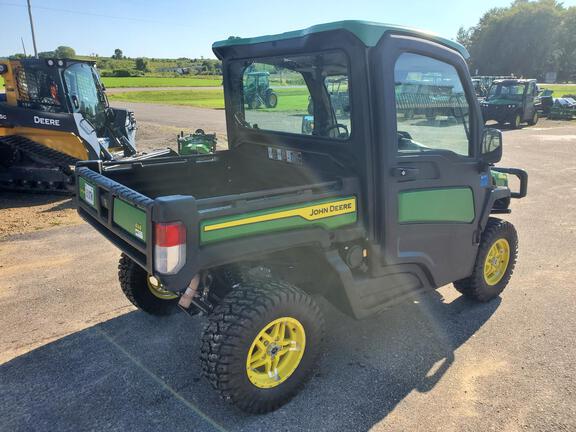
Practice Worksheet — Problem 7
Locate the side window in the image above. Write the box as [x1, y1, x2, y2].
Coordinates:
[243, 64, 310, 135]
[239, 51, 351, 139]
[394, 53, 471, 156]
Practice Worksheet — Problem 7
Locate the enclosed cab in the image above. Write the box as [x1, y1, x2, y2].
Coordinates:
[0, 58, 139, 192]
[481, 78, 539, 128]
[75, 21, 527, 413]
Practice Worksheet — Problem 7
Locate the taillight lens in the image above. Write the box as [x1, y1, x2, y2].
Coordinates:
[154, 222, 186, 274]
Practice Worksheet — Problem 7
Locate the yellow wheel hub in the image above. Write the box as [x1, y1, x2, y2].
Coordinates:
[483, 238, 510, 286]
[147, 276, 178, 300]
[246, 317, 306, 389]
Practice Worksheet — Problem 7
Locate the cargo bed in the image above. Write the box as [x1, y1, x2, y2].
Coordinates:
[76, 149, 361, 292]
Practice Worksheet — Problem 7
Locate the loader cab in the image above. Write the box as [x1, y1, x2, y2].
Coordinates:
[214, 21, 504, 302]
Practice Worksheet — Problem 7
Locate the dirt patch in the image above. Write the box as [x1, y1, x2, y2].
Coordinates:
[0, 193, 81, 239]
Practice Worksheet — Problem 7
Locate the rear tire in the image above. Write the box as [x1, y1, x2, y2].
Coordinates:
[454, 218, 518, 302]
[118, 254, 178, 315]
[200, 279, 324, 413]
[527, 111, 539, 126]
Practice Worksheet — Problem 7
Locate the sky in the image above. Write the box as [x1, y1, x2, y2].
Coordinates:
[1, 0, 575, 59]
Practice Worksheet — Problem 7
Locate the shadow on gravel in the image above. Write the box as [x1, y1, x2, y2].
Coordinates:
[0, 192, 71, 210]
[0, 291, 500, 432]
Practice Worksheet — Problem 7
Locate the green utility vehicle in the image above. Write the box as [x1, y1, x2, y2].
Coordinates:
[76, 21, 528, 414]
[481, 78, 539, 128]
[176, 129, 217, 155]
[243, 71, 278, 109]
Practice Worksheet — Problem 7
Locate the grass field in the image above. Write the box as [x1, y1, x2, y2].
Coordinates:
[108, 87, 310, 110]
[101, 76, 222, 88]
[539, 84, 576, 96]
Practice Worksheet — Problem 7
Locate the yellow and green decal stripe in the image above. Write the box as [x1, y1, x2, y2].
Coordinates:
[201, 196, 357, 244]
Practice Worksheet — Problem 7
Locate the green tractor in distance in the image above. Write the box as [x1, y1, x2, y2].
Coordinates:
[244, 71, 278, 109]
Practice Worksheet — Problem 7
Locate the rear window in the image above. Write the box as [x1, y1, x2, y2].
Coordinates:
[237, 51, 351, 140]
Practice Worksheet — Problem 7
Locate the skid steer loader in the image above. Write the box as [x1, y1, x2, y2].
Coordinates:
[0, 58, 173, 193]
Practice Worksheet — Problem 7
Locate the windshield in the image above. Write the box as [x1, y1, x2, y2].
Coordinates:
[63, 63, 107, 131]
[487, 83, 525, 101]
[234, 51, 351, 140]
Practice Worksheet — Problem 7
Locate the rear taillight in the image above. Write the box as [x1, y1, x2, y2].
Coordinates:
[154, 222, 186, 274]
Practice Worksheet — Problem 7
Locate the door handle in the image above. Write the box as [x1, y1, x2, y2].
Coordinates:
[392, 167, 420, 179]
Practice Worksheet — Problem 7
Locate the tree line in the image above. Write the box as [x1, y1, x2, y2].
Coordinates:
[457, 0, 576, 82]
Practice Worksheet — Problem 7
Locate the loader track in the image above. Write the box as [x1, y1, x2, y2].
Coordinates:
[0, 135, 79, 194]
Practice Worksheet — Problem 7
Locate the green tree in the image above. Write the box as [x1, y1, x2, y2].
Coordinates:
[54, 46, 76, 58]
[135, 57, 149, 72]
[461, 0, 564, 80]
[112, 48, 124, 60]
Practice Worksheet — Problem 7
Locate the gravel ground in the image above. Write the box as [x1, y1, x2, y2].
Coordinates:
[1, 113, 575, 431]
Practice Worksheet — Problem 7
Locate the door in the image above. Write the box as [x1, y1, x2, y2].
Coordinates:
[373, 35, 487, 287]
[524, 81, 537, 121]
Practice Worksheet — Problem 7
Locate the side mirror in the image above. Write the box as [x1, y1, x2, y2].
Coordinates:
[481, 128, 502, 164]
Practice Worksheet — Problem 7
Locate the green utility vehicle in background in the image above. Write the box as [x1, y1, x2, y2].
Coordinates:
[481, 78, 539, 128]
[76, 21, 527, 414]
[176, 129, 217, 155]
[243, 71, 278, 109]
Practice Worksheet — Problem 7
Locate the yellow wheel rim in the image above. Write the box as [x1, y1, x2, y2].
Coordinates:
[246, 317, 306, 389]
[147, 276, 178, 300]
[483, 239, 510, 286]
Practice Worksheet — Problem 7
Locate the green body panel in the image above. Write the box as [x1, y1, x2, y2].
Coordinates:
[78, 177, 97, 209]
[398, 188, 475, 223]
[213, 20, 469, 59]
[200, 197, 357, 244]
[113, 198, 147, 242]
[491, 170, 508, 187]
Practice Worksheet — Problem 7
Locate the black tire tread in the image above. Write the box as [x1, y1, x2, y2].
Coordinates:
[454, 218, 518, 302]
[118, 254, 177, 316]
[200, 279, 324, 413]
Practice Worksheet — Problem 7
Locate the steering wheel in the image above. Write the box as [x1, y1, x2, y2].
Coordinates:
[323, 123, 349, 138]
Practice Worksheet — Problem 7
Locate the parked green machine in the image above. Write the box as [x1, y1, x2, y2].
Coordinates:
[76, 21, 527, 414]
[481, 79, 539, 128]
[177, 129, 217, 155]
[244, 71, 278, 109]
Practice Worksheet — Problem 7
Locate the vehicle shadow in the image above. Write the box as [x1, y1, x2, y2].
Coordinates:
[0, 290, 500, 432]
[0, 192, 72, 210]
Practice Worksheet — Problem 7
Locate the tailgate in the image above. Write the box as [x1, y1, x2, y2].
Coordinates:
[76, 165, 155, 272]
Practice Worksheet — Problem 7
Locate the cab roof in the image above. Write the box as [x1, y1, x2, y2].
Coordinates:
[213, 20, 469, 59]
[492, 79, 537, 85]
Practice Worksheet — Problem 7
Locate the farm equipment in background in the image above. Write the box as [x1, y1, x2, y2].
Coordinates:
[548, 97, 576, 120]
[480, 79, 539, 128]
[537, 89, 554, 116]
[0, 57, 172, 193]
[177, 129, 217, 155]
[244, 71, 278, 109]
[308, 76, 350, 116]
[472, 78, 488, 99]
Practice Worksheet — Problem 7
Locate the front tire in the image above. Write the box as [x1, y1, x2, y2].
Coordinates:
[454, 218, 518, 302]
[265, 91, 278, 108]
[118, 254, 178, 315]
[511, 113, 522, 129]
[200, 279, 324, 413]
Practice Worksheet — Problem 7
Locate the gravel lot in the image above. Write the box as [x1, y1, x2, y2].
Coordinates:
[1, 106, 575, 431]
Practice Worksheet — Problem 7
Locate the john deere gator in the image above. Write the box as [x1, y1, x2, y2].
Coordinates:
[75, 21, 527, 413]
